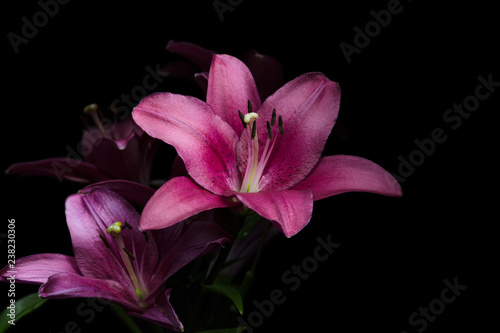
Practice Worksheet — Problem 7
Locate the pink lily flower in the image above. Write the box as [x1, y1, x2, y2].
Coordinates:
[132, 54, 402, 237]
[0, 187, 232, 330]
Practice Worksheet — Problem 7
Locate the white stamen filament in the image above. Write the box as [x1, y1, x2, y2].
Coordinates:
[239, 111, 279, 193]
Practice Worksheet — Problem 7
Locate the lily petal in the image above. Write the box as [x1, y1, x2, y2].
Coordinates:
[236, 190, 314, 238]
[40, 271, 136, 308]
[140, 176, 237, 231]
[292, 155, 403, 200]
[128, 289, 183, 331]
[243, 50, 284, 100]
[237, 73, 341, 191]
[6, 158, 110, 183]
[64, 188, 149, 282]
[207, 54, 262, 134]
[80, 180, 155, 207]
[156, 221, 233, 283]
[133, 92, 240, 195]
[166, 40, 214, 71]
[0, 254, 80, 284]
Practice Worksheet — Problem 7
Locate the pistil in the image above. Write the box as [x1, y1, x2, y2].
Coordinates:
[83, 104, 108, 138]
[239, 102, 284, 193]
[106, 222, 148, 306]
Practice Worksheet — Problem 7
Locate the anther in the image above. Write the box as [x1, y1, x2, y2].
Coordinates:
[238, 110, 247, 128]
[251, 121, 257, 139]
[271, 108, 277, 126]
[278, 115, 284, 135]
[123, 221, 133, 230]
[122, 248, 136, 261]
[266, 121, 273, 140]
[99, 233, 110, 248]
[142, 231, 149, 243]
[248, 100, 253, 113]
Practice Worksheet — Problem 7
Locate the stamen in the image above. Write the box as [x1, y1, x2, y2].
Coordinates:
[105, 221, 147, 302]
[99, 233, 110, 248]
[278, 115, 284, 135]
[266, 121, 273, 140]
[123, 221, 133, 230]
[142, 231, 149, 243]
[238, 110, 247, 128]
[83, 104, 108, 138]
[247, 100, 253, 113]
[271, 108, 276, 126]
[122, 248, 136, 261]
[251, 121, 257, 139]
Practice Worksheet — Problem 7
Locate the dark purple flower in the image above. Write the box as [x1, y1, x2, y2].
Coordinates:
[0, 187, 232, 330]
[6, 105, 158, 185]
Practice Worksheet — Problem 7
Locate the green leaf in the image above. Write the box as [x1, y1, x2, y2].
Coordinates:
[0, 293, 48, 332]
[195, 327, 246, 333]
[202, 278, 244, 315]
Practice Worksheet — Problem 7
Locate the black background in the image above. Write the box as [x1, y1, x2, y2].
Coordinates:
[2, 0, 497, 332]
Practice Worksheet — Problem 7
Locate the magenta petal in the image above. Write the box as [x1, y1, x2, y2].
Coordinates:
[0, 254, 79, 284]
[292, 155, 403, 200]
[207, 54, 262, 134]
[140, 177, 237, 231]
[243, 50, 284, 100]
[236, 190, 313, 238]
[236, 73, 341, 191]
[64, 188, 146, 282]
[128, 289, 183, 331]
[6, 158, 110, 183]
[133, 92, 240, 195]
[166, 40, 215, 71]
[156, 221, 233, 282]
[40, 271, 136, 307]
[80, 180, 155, 207]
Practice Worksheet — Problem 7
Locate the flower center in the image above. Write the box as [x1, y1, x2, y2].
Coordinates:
[238, 101, 283, 193]
[105, 222, 149, 307]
